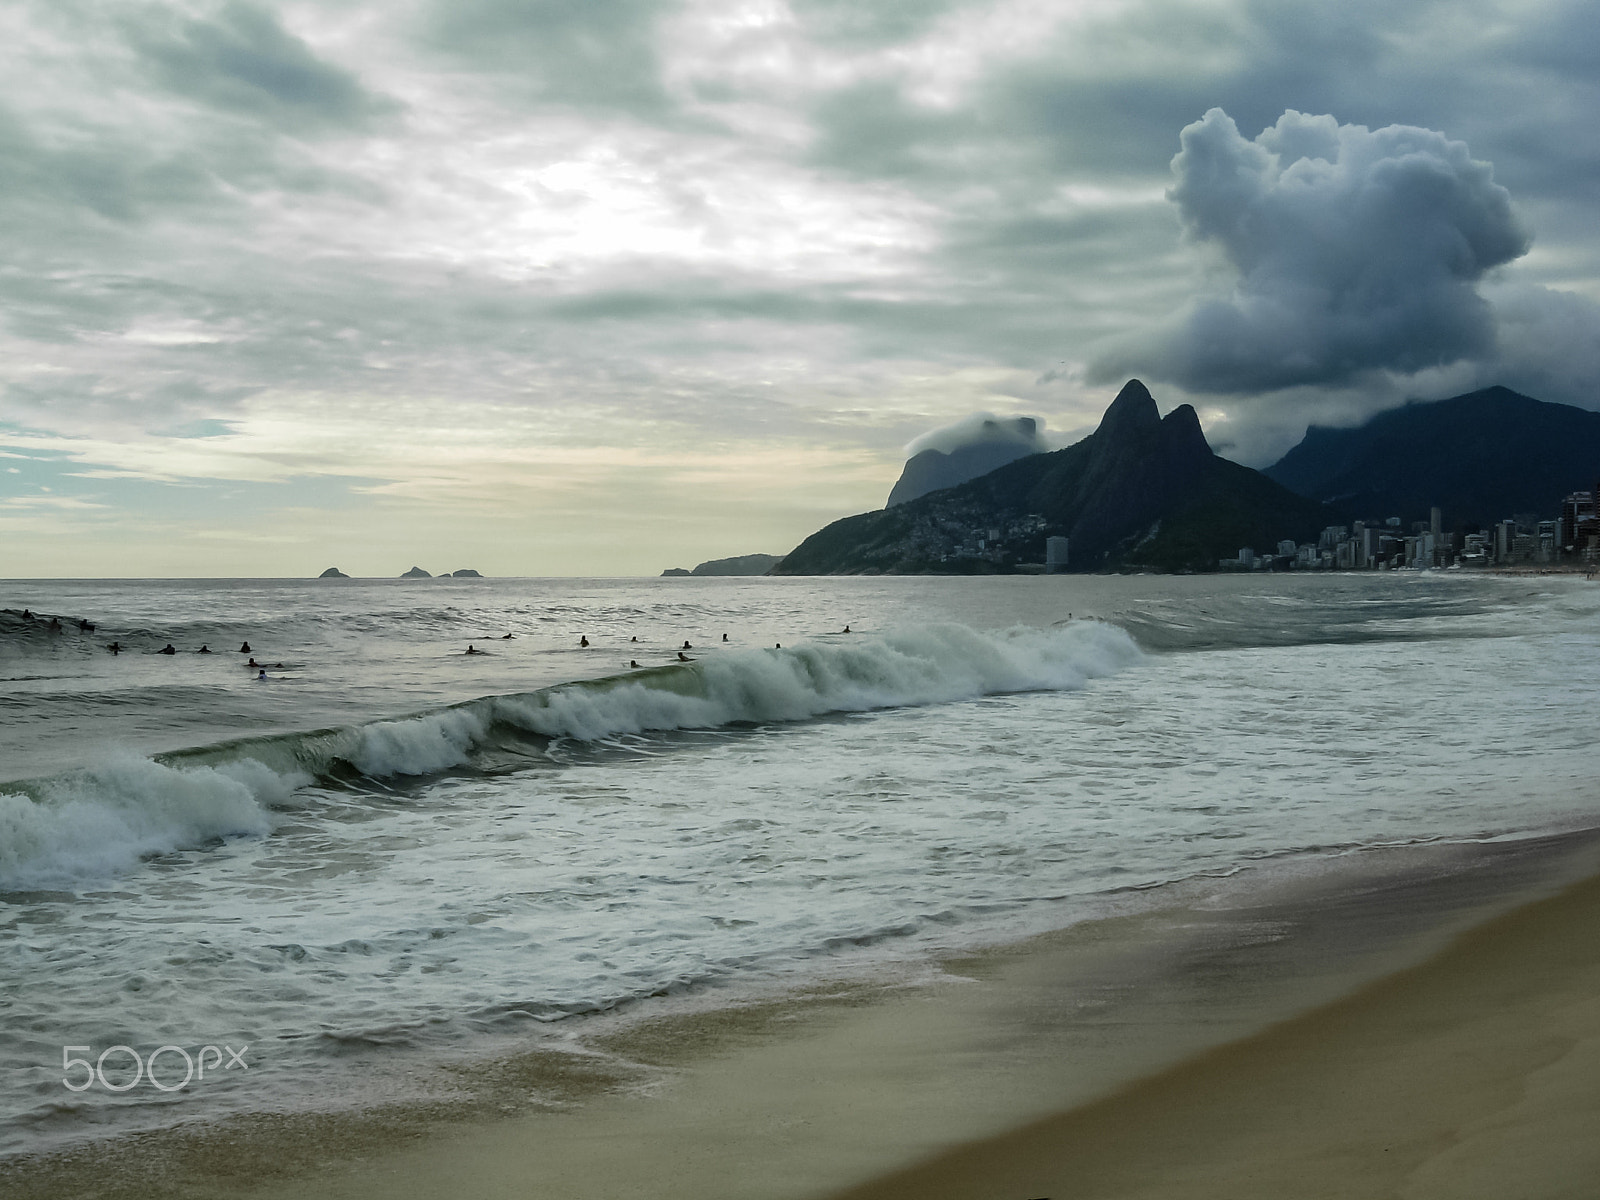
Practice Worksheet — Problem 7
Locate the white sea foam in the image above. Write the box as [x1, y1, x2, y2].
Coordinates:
[0, 623, 1141, 887]
[3, 574, 1593, 1158]
[502, 620, 1141, 741]
[345, 621, 1143, 767]
[0, 755, 301, 890]
[352, 706, 490, 777]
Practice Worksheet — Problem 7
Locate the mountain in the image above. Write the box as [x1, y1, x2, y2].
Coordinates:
[1265, 386, 1600, 525]
[691, 553, 783, 576]
[774, 381, 1330, 574]
[661, 553, 784, 577]
[886, 418, 1042, 506]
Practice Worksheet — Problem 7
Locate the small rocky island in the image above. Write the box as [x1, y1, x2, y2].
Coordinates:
[318, 567, 350, 578]
[400, 566, 433, 579]
[450, 569, 483, 578]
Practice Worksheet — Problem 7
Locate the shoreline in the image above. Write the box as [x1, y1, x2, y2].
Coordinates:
[7, 826, 1599, 1200]
[830, 838, 1600, 1200]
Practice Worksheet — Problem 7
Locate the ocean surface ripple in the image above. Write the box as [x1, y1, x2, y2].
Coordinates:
[1, 573, 1596, 1155]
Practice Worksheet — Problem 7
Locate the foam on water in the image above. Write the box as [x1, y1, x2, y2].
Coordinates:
[0, 757, 299, 889]
[0, 622, 1140, 890]
[3, 573, 1597, 1160]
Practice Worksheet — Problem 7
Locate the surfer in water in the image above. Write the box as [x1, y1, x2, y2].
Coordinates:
[197, 645, 212, 654]
[580, 635, 589, 647]
[239, 641, 251, 654]
[677, 651, 692, 662]
[465, 645, 484, 655]
[106, 641, 122, 655]
[629, 660, 641, 668]
[257, 669, 267, 680]
[722, 633, 729, 642]
[159, 644, 177, 655]
[842, 625, 851, 633]
[682, 640, 692, 650]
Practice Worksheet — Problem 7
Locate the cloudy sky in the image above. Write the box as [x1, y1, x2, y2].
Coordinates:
[2, 0, 1597, 577]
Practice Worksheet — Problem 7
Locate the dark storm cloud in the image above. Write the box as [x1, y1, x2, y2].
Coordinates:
[417, 0, 676, 112]
[1090, 108, 1532, 393]
[125, 1, 395, 129]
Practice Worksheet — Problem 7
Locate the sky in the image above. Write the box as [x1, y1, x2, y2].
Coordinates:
[2, 0, 1597, 577]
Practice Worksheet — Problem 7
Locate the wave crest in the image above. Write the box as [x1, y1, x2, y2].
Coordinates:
[1, 622, 1140, 888]
[0, 756, 300, 890]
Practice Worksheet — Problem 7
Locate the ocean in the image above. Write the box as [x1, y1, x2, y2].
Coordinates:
[2, 572, 1597, 1162]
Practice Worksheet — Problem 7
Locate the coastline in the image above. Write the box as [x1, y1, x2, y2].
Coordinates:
[831, 838, 1600, 1200]
[8, 827, 1599, 1200]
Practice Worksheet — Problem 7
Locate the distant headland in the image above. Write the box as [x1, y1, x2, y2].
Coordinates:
[661, 553, 784, 577]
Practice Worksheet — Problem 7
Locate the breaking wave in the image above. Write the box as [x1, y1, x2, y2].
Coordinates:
[0, 622, 1140, 889]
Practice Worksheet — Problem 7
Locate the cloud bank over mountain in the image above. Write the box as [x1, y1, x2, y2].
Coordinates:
[906, 413, 1049, 458]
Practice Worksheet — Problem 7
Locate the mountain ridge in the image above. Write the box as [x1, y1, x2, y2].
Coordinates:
[776, 381, 1329, 574]
[1265, 386, 1600, 524]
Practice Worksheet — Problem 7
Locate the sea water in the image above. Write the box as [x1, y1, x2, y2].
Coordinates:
[1, 572, 1597, 1157]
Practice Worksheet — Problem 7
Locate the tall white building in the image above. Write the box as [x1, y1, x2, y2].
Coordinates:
[1046, 536, 1070, 573]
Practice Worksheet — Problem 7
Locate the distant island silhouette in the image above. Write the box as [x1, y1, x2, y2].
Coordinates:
[661, 553, 783, 577]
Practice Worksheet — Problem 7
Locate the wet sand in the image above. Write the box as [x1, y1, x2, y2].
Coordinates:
[5, 831, 1598, 1200]
[832, 851, 1600, 1200]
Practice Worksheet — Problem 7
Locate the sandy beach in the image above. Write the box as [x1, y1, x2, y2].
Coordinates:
[8, 828, 1597, 1200]
[832, 848, 1600, 1200]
